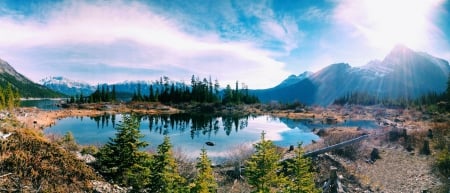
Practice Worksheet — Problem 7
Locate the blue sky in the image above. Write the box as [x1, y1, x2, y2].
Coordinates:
[0, 0, 449, 89]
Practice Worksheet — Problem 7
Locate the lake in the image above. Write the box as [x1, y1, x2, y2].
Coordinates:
[20, 99, 64, 110]
[45, 114, 319, 160]
[45, 113, 380, 161]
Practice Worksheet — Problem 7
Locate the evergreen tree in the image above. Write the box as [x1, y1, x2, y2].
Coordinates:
[149, 85, 155, 102]
[111, 85, 117, 102]
[245, 131, 285, 193]
[223, 84, 233, 104]
[148, 136, 186, 192]
[0, 87, 5, 109]
[95, 115, 151, 189]
[285, 143, 318, 193]
[191, 148, 217, 193]
[5, 83, 15, 110]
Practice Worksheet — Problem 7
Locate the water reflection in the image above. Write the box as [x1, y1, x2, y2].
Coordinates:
[88, 113, 251, 139]
[46, 113, 323, 160]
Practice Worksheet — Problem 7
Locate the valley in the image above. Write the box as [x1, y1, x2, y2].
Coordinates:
[0, 31, 449, 193]
[3, 99, 449, 192]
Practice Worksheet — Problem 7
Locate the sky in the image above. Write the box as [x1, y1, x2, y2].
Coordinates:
[0, 0, 449, 89]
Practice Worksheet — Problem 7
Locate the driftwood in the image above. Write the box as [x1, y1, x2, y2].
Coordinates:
[304, 134, 369, 157]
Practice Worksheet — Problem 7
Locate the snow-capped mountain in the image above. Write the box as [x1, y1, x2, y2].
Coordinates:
[39, 76, 96, 96]
[252, 45, 450, 105]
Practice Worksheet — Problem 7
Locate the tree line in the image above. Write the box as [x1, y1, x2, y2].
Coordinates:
[334, 74, 450, 111]
[68, 84, 117, 104]
[132, 75, 259, 104]
[94, 114, 318, 192]
[67, 75, 260, 105]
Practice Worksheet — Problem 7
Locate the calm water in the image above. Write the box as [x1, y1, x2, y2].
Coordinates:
[20, 99, 63, 110]
[45, 114, 320, 159]
[45, 113, 380, 161]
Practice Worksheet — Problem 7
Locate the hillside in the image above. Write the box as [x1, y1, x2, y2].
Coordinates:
[0, 59, 64, 98]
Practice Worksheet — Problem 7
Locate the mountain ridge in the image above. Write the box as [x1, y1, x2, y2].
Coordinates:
[252, 46, 450, 105]
[39, 76, 97, 96]
[0, 58, 63, 98]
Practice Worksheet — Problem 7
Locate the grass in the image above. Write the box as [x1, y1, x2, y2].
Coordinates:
[0, 127, 100, 192]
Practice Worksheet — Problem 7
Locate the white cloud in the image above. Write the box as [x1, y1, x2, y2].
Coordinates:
[0, 1, 290, 89]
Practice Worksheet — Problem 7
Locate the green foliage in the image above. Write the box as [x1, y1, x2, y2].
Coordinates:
[222, 81, 259, 104]
[60, 131, 79, 152]
[148, 136, 186, 192]
[129, 75, 259, 105]
[0, 72, 63, 98]
[0, 83, 21, 110]
[436, 148, 450, 177]
[95, 115, 151, 189]
[191, 148, 217, 193]
[69, 84, 117, 103]
[80, 145, 98, 155]
[285, 143, 319, 193]
[245, 131, 285, 193]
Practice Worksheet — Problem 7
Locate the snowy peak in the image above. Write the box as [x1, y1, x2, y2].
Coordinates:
[39, 76, 96, 96]
[39, 76, 93, 89]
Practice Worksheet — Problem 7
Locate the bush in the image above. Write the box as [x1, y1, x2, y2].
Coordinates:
[0, 129, 99, 192]
[81, 145, 98, 155]
[435, 148, 450, 177]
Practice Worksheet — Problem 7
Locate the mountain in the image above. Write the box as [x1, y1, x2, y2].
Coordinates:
[252, 45, 450, 105]
[39, 76, 96, 96]
[277, 71, 313, 88]
[0, 58, 63, 98]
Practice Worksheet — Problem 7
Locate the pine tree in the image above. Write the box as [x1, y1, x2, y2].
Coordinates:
[148, 136, 186, 192]
[111, 85, 117, 102]
[245, 131, 285, 193]
[191, 148, 217, 193]
[5, 84, 15, 110]
[285, 143, 319, 193]
[95, 115, 151, 189]
[149, 85, 155, 102]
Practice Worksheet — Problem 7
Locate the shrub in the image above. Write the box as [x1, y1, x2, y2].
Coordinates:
[435, 148, 450, 177]
[0, 129, 99, 192]
[81, 145, 98, 155]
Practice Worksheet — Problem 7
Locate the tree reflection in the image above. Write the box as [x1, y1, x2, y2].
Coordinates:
[91, 113, 250, 139]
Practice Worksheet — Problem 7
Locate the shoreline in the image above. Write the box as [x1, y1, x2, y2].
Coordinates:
[15, 103, 182, 129]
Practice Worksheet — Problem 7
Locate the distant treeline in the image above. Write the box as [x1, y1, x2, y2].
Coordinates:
[67, 84, 117, 104]
[67, 75, 259, 105]
[333, 74, 450, 111]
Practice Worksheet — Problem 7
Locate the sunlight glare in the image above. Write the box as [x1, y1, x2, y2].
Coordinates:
[348, 0, 443, 50]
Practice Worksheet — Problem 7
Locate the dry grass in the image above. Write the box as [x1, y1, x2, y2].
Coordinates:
[347, 147, 441, 192]
[0, 128, 100, 192]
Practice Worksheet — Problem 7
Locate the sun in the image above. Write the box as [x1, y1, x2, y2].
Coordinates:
[338, 0, 443, 51]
